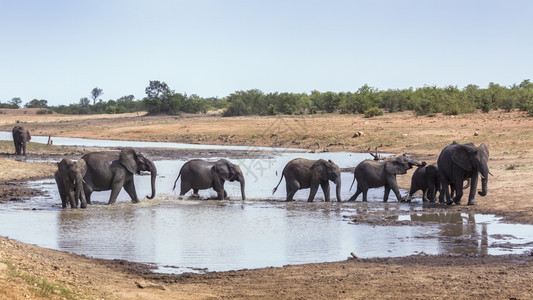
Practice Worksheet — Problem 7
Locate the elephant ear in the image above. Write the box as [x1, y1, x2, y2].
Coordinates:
[385, 159, 408, 175]
[214, 160, 233, 181]
[451, 145, 474, 172]
[119, 148, 138, 174]
[211, 165, 224, 190]
[26, 130, 31, 141]
[312, 160, 329, 181]
[76, 159, 87, 177]
[57, 158, 70, 173]
[479, 143, 489, 162]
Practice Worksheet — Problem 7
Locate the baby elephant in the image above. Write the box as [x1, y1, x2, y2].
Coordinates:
[408, 163, 440, 203]
[272, 158, 342, 202]
[348, 154, 424, 202]
[173, 159, 246, 200]
[12, 125, 31, 156]
[55, 158, 88, 208]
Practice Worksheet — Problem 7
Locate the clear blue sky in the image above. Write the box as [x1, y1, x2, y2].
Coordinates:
[1, 0, 532, 106]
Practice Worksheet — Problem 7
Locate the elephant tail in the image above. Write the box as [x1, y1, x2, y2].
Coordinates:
[463, 178, 471, 190]
[349, 174, 356, 191]
[272, 174, 285, 195]
[172, 172, 182, 192]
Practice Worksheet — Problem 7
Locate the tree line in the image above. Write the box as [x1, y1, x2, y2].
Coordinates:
[1, 80, 532, 117]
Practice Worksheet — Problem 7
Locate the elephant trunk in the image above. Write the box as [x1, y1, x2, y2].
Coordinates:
[239, 174, 246, 200]
[75, 175, 87, 208]
[335, 179, 342, 202]
[478, 170, 488, 197]
[147, 160, 157, 199]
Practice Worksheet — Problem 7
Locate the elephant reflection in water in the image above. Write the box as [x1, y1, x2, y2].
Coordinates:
[57, 207, 155, 257]
[410, 212, 488, 255]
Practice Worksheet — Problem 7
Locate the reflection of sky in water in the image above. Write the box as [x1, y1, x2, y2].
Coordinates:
[0, 135, 532, 274]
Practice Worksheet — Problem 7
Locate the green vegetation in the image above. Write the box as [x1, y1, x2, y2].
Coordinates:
[2, 79, 533, 116]
[1, 261, 85, 299]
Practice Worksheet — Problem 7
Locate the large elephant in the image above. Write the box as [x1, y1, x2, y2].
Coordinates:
[348, 154, 424, 202]
[12, 125, 31, 156]
[272, 158, 342, 202]
[55, 158, 88, 208]
[408, 163, 440, 203]
[437, 142, 490, 205]
[172, 159, 245, 200]
[81, 147, 157, 204]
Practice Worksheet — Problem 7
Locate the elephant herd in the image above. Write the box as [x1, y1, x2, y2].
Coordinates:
[51, 145, 489, 210]
[10, 127, 489, 208]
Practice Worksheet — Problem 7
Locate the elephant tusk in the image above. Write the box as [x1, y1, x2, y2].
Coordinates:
[489, 171, 494, 177]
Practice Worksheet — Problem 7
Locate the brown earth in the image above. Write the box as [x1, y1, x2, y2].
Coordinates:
[1, 108, 533, 299]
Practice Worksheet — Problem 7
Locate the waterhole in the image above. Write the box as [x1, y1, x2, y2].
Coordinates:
[1, 135, 532, 274]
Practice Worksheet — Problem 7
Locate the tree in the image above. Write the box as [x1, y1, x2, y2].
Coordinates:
[91, 87, 103, 105]
[9, 97, 22, 108]
[79, 97, 90, 107]
[143, 80, 176, 114]
[25, 99, 48, 108]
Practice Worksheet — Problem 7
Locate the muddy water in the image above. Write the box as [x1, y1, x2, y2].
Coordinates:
[1, 137, 533, 274]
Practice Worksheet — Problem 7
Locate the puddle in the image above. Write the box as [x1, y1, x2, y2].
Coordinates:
[1, 136, 533, 274]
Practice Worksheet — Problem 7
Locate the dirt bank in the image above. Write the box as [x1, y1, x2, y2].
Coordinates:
[1, 109, 532, 299]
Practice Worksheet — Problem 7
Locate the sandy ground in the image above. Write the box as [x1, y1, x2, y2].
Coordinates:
[0, 108, 533, 299]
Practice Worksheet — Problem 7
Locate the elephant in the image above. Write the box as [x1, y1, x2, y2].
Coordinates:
[81, 147, 157, 204]
[272, 158, 342, 202]
[12, 125, 31, 156]
[408, 163, 440, 203]
[55, 158, 88, 209]
[348, 154, 424, 202]
[437, 142, 490, 205]
[172, 159, 245, 200]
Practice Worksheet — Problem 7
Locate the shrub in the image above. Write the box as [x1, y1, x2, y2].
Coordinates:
[364, 107, 383, 118]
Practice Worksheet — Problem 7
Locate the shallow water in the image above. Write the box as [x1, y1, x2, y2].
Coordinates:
[0, 131, 301, 152]
[1, 136, 533, 274]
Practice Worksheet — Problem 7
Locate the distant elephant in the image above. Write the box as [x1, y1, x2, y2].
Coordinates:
[348, 154, 424, 202]
[12, 125, 31, 156]
[55, 158, 88, 208]
[172, 159, 245, 200]
[408, 163, 440, 203]
[272, 158, 342, 202]
[81, 147, 157, 204]
[437, 142, 490, 205]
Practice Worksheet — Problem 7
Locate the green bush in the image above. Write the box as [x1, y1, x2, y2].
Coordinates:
[364, 107, 383, 118]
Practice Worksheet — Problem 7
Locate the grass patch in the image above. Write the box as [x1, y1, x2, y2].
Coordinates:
[2, 260, 86, 300]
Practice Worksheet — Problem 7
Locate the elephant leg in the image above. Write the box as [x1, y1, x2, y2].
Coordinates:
[307, 183, 319, 202]
[467, 173, 479, 205]
[422, 189, 429, 203]
[180, 181, 192, 196]
[83, 183, 93, 204]
[224, 189, 228, 199]
[192, 188, 199, 195]
[286, 181, 298, 201]
[362, 189, 368, 202]
[453, 177, 464, 205]
[22, 142, 27, 156]
[123, 179, 139, 203]
[390, 178, 404, 202]
[319, 181, 330, 202]
[348, 189, 360, 201]
[440, 177, 452, 205]
[383, 186, 391, 202]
